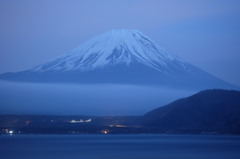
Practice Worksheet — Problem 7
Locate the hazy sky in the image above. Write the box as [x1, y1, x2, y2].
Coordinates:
[0, 0, 240, 86]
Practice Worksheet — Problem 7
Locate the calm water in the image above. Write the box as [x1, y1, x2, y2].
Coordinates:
[1, 134, 240, 159]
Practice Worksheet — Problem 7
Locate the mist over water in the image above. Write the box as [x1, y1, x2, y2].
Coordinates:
[0, 81, 195, 115]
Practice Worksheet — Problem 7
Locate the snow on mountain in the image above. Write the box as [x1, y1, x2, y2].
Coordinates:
[32, 29, 187, 74]
[0, 29, 237, 89]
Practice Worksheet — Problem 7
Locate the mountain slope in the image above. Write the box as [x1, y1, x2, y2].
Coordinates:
[143, 89, 240, 134]
[32, 29, 185, 73]
[0, 29, 236, 89]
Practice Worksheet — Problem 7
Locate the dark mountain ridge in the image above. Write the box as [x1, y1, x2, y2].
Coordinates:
[143, 89, 240, 134]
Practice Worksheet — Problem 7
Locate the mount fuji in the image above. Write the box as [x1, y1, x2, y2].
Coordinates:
[0, 29, 236, 90]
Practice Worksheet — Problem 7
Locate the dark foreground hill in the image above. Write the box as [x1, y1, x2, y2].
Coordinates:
[143, 89, 240, 134]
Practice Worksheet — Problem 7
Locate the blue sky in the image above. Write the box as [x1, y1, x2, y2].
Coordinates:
[0, 0, 240, 85]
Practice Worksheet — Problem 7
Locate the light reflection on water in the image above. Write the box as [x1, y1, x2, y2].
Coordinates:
[1, 134, 240, 159]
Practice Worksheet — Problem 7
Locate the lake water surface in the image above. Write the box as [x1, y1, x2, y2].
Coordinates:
[1, 134, 240, 159]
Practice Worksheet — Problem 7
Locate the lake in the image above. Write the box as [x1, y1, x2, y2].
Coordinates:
[1, 134, 240, 159]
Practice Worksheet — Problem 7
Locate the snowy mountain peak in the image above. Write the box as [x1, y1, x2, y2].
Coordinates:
[1, 29, 236, 89]
[32, 29, 186, 73]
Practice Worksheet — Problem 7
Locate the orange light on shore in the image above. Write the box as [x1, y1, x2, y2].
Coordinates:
[101, 130, 109, 134]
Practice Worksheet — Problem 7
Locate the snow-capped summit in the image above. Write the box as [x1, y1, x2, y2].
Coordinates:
[32, 29, 186, 74]
[0, 29, 237, 89]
